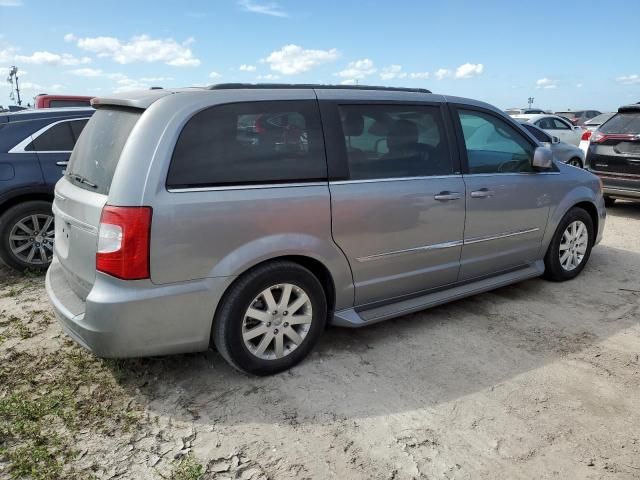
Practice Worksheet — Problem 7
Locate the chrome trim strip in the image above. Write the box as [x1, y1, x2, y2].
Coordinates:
[331, 174, 460, 185]
[8, 117, 90, 154]
[356, 240, 463, 263]
[464, 227, 540, 245]
[462, 172, 560, 177]
[168, 181, 327, 192]
[357, 227, 540, 262]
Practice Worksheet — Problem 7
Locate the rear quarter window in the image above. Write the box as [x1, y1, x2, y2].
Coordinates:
[167, 101, 326, 188]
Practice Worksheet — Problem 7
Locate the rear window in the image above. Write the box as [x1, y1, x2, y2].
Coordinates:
[599, 113, 640, 135]
[167, 101, 326, 188]
[49, 99, 91, 108]
[556, 112, 577, 120]
[66, 107, 141, 195]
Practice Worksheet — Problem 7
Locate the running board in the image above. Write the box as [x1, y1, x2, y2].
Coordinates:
[332, 261, 545, 328]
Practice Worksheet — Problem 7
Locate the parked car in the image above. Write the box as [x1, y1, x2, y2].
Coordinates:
[579, 112, 616, 154]
[554, 110, 602, 127]
[35, 94, 93, 109]
[513, 114, 584, 146]
[505, 108, 546, 116]
[517, 121, 585, 167]
[585, 103, 640, 206]
[0, 107, 94, 270]
[46, 84, 605, 375]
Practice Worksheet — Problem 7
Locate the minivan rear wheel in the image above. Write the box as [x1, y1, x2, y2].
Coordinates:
[543, 207, 594, 282]
[212, 261, 327, 375]
[0, 201, 54, 272]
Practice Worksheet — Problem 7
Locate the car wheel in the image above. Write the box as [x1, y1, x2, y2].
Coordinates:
[0, 201, 55, 272]
[604, 196, 616, 208]
[567, 158, 583, 168]
[543, 207, 594, 282]
[212, 261, 327, 375]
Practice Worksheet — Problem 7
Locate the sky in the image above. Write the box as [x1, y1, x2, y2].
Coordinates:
[1, 0, 639, 111]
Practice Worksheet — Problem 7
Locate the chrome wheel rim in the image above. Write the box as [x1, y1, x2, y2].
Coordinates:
[9, 214, 54, 265]
[242, 283, 312, 360]
[559, 220, 588, 271]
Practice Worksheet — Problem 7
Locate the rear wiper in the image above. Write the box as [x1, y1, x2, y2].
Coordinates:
[68, 172, 98, 189]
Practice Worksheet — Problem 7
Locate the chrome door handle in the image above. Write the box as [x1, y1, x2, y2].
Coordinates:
[470, 188, 494, 198]
[56, 161, 69, 166]
[434, 191, 462, 201]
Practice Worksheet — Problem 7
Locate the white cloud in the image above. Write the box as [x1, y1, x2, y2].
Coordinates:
[264, 44, 339, 75]
[74, 34, 200, 67]
[336, 59, 376, 80]
[63, 33, 77, 43]
[340, 79, 357, 86]
[257, 74, 280, 80]
[455, 62, 484, 79]
[536, 77, 558, 89]
[576, 83, 583, 88]
[209, 71, 222, 79]
[435, 68, 451, 80]
[19, 81, 44, 91]
[71, 67, 103, 77]
[616, 74, 640, 85]
[380, 65, 407, 81]
[238, 0, 288, 17]
[239, 64, 257, 72]
[111, 75, 150, 93]
[139, 76, 172, 83]
[49, 84, 64, 92]
[13, 51, 91, 66]
[409, 72, 430, 80]
[0, 0, 23, 6]
[0, 47, 17, 63]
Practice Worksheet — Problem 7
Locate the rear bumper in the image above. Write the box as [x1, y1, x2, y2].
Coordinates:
[589, 170, 640, 200]
[46, 257, 234, 358]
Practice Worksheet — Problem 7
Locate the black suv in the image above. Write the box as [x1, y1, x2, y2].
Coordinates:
[0, 107, 94, 270]
[586, 103, 640, 206]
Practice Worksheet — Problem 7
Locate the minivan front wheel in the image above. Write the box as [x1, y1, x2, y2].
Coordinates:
[213, 261, 327, 375]
[0, 201, 55, 272]
[543, 207, 594, 281]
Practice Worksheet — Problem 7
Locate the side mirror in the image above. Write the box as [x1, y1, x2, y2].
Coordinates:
[551, 135, 560, 144]
[532, 146, 553, 169]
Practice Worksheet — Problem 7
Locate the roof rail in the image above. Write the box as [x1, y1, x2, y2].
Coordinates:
[208, 83, 432, 94]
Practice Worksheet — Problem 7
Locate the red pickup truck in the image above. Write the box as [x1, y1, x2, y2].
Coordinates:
[35, 94, 94, 109]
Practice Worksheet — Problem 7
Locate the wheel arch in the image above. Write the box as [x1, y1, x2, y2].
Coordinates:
[0, 190, 53, 218]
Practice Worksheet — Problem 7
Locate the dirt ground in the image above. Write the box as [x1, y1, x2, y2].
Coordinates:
[1, 203, 639, 480]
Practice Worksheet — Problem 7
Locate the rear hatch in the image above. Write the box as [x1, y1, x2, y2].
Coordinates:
[588, 108, 640, 177]
[53, 107, 142, 299]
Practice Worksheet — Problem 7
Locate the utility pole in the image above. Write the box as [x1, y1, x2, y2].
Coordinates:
[7, 66, 22, 106]
[527, 96, 534, 109]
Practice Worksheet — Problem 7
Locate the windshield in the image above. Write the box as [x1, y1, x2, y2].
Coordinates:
[66, 107, 141, 195]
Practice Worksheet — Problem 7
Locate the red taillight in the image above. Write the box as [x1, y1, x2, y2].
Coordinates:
[581, 130, 592, 141]
[590, 132, 636, 144]
[96, 206, 152, 280]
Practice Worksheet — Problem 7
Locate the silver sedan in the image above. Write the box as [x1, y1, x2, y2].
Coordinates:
[518, 120, 585, 168]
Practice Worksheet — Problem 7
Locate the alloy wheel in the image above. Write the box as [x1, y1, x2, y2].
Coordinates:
[8, 214, 55, 265]
[559, 220, 588, 271]
[242, 283, 313, 360]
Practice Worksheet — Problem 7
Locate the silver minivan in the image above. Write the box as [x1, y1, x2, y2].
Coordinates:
[46, 85, 606, 375]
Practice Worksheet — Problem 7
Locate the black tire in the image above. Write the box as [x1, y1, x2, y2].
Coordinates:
[0, 201, 54, 272]
[212, 261, 327, 375]
[567, 157, 583, 168]
[543, 207, 594, 282]
[604, 196, 616, 208]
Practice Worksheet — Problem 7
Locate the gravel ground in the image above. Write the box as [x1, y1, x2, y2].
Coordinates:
[1, 202, 639, 479]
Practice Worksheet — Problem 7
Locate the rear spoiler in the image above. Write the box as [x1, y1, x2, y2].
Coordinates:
[91, 88, 174, 110]
[618, 103, 640, 113]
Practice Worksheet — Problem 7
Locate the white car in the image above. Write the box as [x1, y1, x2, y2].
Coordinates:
[512, 114, 584, 146]
[578, 113, 616, 154]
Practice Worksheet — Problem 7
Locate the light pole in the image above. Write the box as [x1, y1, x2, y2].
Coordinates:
[6, 66, 22, 106]
[527, 96, 534, 109]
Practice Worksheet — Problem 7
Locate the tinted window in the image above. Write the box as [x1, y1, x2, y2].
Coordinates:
[458, 109, 534, 174]
[26, 121, 75, 151]
[551, 118, 571, 130]
[338, 104, 451, 180]
[600, 113, 640, 135]
[66, 108, 141, 194]
[521, 123, 551, 142]
[69, 119, 88, 140]
[535, 117, 555, 130]
[167, 101, 325, 188]
[49, 99, 91, 108]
